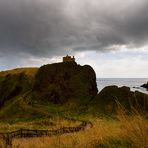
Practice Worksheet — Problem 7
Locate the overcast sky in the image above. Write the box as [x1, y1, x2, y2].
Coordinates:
[0, 0, 148, 77]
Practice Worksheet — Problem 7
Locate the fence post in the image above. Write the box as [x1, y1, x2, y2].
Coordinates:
[4, 134, 12, 148]
[20, 129, 22, 138]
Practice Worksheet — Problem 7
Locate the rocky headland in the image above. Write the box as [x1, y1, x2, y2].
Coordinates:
[0, 62, 147, 119]
[94, 85, 148, 113]
[33, 62, 98, 104]
[141, 82, 148, 89]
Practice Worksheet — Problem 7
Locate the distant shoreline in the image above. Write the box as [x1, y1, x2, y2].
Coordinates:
[97, 78, 148, 94]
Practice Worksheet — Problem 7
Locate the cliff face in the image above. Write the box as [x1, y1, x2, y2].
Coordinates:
[94, 86, 148, 113]
[33, 62, 98, 104]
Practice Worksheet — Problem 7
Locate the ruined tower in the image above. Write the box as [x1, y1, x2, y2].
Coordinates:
[63, 55, 75, 62]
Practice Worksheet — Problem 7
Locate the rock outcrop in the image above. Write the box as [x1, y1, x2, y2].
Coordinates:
[94, 85, 148, 113]
[33, 62, 98, 104]
[141, 82, 148, 89]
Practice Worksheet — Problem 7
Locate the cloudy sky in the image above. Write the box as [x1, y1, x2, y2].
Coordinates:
[0, 0, 148, 78]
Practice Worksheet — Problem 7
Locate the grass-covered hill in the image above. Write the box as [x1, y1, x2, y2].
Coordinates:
[0, 63, 147, 123]
[93, 86, 148, 114]
[0, 63, 148, 148]
[0, 67, 38, 77]
[0, 62, 98, 122]
[0, 67, 42, 122]
[0, 67, 38, 108]
[33, 62, 98, 104]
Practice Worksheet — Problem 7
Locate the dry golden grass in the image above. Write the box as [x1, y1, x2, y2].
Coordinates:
[0, 117, 80, 133]
[0, 106, 147, 148]
[10, 119, 119, 147]
[0, 138, 4, 147]
[11, 112, 148, 148]
[121, 116, 148, 148]
[12, 118, 112, 148]
[116, 108, 148, 148]
[0, 118, 81, 147]
[0, 67, 38, 77]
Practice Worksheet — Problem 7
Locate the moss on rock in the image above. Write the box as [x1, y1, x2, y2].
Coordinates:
[94, 85, 148, 113]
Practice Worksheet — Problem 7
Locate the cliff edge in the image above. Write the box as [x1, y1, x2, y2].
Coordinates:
[33, 62, 98, 104]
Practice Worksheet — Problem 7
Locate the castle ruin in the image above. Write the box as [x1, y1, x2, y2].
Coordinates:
[63, 55, 75, 62]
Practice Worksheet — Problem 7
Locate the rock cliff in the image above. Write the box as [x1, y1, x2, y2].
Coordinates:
[141, 82, 148, 89]
[94, 85, 148, 113]
[33, 62, 98, 104]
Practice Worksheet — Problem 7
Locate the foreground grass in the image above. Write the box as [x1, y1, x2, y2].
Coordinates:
[0, 114, 145, 148]
[11, 118, 119, 148]
[0, 104, 147, 148]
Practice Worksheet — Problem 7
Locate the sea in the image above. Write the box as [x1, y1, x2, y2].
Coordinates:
[97, 78, 148, 94]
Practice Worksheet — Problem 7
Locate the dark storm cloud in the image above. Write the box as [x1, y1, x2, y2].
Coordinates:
[0, 0, 148, 59]
[0, 0, 69, 57]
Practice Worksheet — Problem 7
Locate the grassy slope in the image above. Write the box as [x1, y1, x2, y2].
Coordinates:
[0, 67, 96, 122]
[0, 67, 147, 122]
[0, 95, 89, 123]
[0, 67, 148, 147]
[0, 67, 38, 77]
[0, 94, 51, 123]
[0, 67, 43, 122]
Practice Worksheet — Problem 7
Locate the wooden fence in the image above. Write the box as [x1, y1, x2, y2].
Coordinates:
[0, 121, 93, 148]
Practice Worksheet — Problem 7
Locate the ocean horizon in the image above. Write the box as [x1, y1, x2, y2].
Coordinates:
[97, 78, 148, 94]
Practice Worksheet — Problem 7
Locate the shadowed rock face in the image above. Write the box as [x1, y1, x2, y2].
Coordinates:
[94, 85, 148, 113]
[33, 62, 98, 104]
